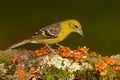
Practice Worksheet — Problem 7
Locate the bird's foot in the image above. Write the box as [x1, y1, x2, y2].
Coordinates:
[56, 43, 63, 47]
[45, 44, 57, 54]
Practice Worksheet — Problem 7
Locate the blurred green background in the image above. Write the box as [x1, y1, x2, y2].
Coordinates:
[0, 0, 120, 55]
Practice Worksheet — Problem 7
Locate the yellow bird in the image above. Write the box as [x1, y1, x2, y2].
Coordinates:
[8, 19, 83, 49]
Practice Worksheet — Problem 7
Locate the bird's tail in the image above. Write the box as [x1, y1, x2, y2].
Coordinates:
[7, 39, 30, 50]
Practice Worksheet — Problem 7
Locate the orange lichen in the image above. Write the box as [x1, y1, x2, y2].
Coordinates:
[57, 47, 71, 54]
[116, 66, 120, 72]
[35, 47, 50, 57]
[99, 69, 108, 77]
[10, 56, 20, 63]
[90, 51, 99, 56]
[30, 76, 37, 80]
[57, 47, 73, 58]
[29, 67, 42, 80]
[102, 56, 116, 65]
[95, 62, 108, 76]
[57, 47, 85, 62]
[73, 54, 84, 62]
[16, 66, 27, 80]
[76, 46, 89, 55]
[31, 67, 42, 76]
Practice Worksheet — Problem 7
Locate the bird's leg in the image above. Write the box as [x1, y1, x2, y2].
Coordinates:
[45, 44, 56, 53]
[56, 43, 63, 47]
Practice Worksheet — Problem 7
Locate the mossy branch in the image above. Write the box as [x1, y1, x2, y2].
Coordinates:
[0, 46, 120, 80]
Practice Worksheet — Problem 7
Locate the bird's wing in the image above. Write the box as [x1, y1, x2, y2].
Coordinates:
[32, 22, 62, 39]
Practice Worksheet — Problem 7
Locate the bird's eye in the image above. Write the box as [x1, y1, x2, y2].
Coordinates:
[75, 25, 78, 28]
[69, 24, 78, 29]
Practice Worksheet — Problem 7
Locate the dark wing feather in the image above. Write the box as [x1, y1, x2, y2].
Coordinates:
[32, 22, 62, 39]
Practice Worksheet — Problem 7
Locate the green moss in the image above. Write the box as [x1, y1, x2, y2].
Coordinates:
[74, 69, 99, 80]
[116, 72, 120, 79]
[0, 51, 13, 66]
[46, 67, 73, 80]
[0, 51, 17, 80]
[106, 66, 117, 80]
[0, 63, 7, 77]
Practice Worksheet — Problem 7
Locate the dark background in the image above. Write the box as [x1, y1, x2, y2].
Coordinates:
[0, 0, 120, 55]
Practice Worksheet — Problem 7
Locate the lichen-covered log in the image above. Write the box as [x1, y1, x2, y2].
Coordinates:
[0, 46, 120, 80]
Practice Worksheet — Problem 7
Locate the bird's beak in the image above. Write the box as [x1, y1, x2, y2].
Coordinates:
[76, 29, 84, 36]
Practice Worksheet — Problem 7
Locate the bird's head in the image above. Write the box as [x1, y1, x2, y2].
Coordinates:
[64, 19, 83, 36]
